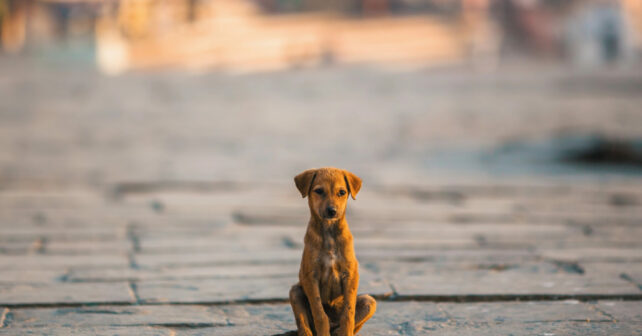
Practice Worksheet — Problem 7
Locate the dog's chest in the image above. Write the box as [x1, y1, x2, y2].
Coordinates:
[318, 235, 344, 303]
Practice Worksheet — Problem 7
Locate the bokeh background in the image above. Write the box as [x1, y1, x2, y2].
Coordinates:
[1, 0, 641, 189]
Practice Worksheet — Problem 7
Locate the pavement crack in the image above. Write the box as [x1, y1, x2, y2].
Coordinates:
[56, 269, 71, 283]
[128, 281, 142, 304]
[281, 236, 300, 249]
[620, 273, 642, 291]
[550, 260, 585, 275]
[388, 283, 399, 299]
[126, 222, 142, 253]
[590, 304, 617, 322]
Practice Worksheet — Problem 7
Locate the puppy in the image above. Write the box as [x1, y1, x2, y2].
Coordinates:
[289, 167, 376, 336]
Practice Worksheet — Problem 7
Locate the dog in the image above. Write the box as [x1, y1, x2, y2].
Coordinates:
[289, 167, 376, 336]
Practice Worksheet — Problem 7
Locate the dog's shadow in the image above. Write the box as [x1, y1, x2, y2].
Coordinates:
[270, 331, 297, 336]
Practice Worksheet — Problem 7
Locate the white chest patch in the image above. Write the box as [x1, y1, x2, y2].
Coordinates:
[321, 252, 339, 279]
[323, 253, 335, 266]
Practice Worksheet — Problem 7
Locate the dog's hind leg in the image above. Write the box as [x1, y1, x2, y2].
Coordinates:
[290, 284, 315, 336]
[353, 294, 376, 334]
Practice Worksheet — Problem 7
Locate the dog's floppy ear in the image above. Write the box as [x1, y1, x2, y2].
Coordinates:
[343, 170, 362, 200]
[294, 169, 317, 198]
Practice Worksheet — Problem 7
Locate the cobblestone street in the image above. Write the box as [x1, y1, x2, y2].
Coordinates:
[1, 59, 641, 335]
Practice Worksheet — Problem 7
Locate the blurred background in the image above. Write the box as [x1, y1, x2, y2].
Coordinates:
[1, 0, 641, 187]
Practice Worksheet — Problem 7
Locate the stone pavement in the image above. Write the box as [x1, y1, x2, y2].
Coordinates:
[1, 179, 641, 335]
[0, 59, 642, 335]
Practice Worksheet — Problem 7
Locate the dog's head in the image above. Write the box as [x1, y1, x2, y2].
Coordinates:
[294, 167, 361, 222]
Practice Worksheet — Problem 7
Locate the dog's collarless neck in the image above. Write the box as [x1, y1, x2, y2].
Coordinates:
[310, 217, 347, 236]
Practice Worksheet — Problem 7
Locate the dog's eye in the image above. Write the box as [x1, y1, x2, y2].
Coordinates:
[314, 188, 324, 195]
[338, 190, 346, 196]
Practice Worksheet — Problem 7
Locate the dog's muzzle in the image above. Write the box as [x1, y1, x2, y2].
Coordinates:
[324, 206, 337, 218]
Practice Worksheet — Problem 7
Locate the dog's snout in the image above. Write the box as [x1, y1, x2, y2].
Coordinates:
[325, 206, 337, 218]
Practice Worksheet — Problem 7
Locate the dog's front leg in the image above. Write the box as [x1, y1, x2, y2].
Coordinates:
[336, 274, 358, 336]
[302, 278, 330, 336]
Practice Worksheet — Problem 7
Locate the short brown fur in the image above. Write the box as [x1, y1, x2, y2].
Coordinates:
[290, 167, 376, 336]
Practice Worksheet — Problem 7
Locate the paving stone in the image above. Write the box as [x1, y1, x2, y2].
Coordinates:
[389, 268, 639, 297]
[0, 282, 135, 305]
[0, 226, 123, 241]
[356, 248, 538, 263]
[0, 192, 104, 209]
[180, 304, 295, 335]
[173, 325, 289, 336]
[0, 270, 66, 284]
[359, 301, 636, 336]
[138, 236, 283, 253]
[7, 305, 226, 328]
[44, 239, 131, 254]
[581, 262, 642, 284]
[68, 264, 300, 282]
[134, 250, 301, 268]
[540, 248, 642, 262]
[362, 301, 449, 331]
[413, 322, 640, 336]
[0, 255, 128, 270]
[0, 238, 37, 253]
[439, 301, 606, 323]
[136, 277, 296, 303]
[0, 326, 172, 336]
[596, 301, 642, 322]
[209, 303, 294, 326]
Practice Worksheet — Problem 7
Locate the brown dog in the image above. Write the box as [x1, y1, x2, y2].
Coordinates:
[289, 167, 376, 336]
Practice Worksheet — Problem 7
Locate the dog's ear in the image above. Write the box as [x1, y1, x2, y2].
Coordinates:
[294, 169, 317, 198]
[343, 170, 362, 200]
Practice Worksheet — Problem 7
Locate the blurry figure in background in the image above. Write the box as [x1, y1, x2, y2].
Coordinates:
[96, 4, 128, 75]
[564, 0, 637, 66]
[0, 0, 29, 53]
[461, 0, 501, 71]
[495, 0, 558, 57]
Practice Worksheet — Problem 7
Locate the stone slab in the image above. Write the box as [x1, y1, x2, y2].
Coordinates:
[439, 301, 607, 323]
[44, 239, 131, 254]
[0, 270, 66, 284]
[174, 325, 291, 336]
[0, 255, 128, 270]
[540, 248, 642, 262]
[136, 277, 296, 304]
[596, 301, 642, 322]
[0, 326, 172, 336]
[68, 264, 300, 282]
[6, 305, 226, 328]
[134, 250, 301, 268]
[0, 282, 134, 306]
[389, 268, 639, 297]
[136, 275, 391, 304]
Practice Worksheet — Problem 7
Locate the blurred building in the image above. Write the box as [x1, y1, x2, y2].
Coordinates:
[1, 0, 640, 73]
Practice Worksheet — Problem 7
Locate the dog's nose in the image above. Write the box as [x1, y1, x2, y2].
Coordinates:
[325, 206, 337, 218]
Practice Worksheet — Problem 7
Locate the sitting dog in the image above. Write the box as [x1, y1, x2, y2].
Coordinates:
[289, 167, 376, 336]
